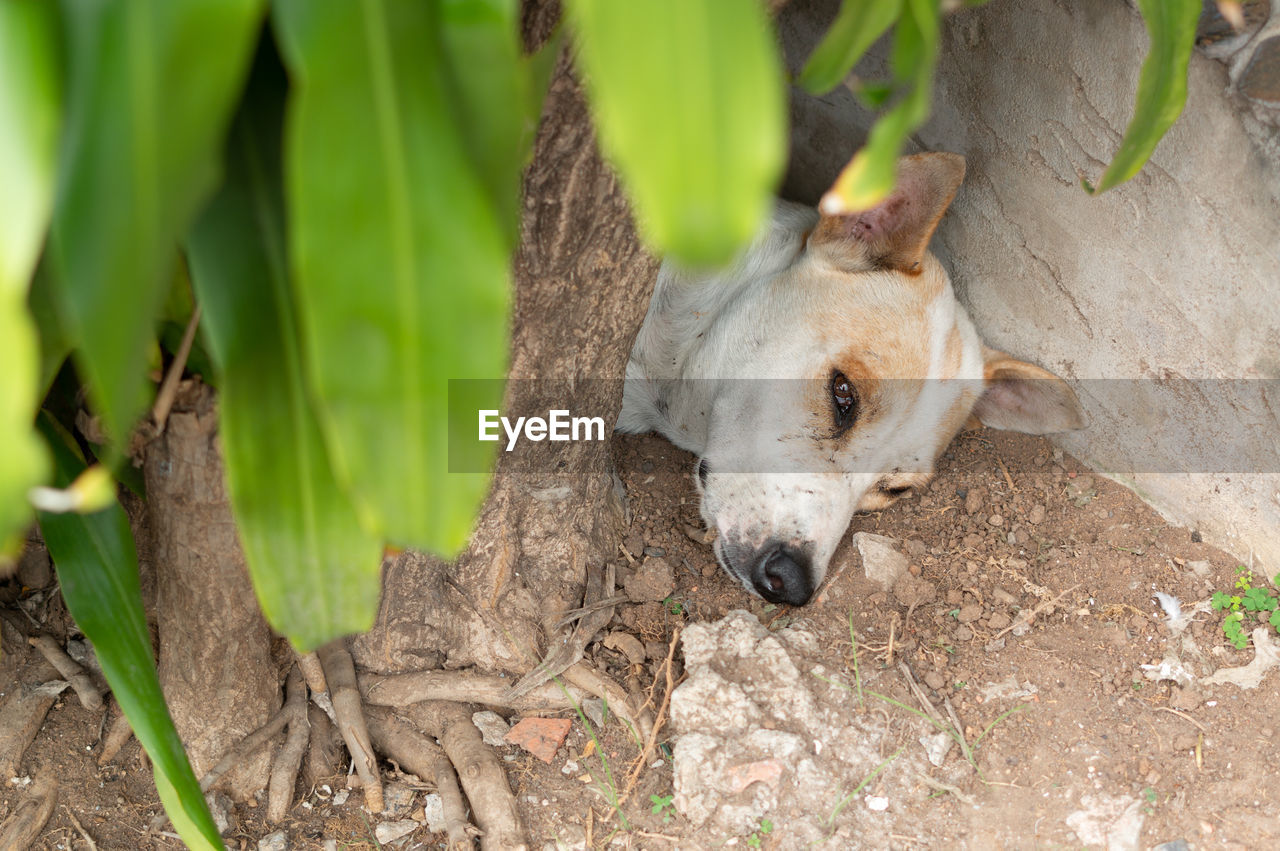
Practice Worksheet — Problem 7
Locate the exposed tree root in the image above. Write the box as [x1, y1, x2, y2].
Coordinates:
[0, 773, 57, 851]
[303, 702, 343, 789]
[0, 680, 65, 779]
[317, 640, 383, 812]
[564, 662, 653, 744]
[366, 707, 475, 848]
[199, 706, 292, 793]
[267, 666, 308, 823]
[97, 704, 134, 765]
[404, 702, 526, 851]
[28, 634, 105, 711]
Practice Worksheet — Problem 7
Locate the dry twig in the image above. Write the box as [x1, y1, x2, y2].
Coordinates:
[621, 627, 680, 804]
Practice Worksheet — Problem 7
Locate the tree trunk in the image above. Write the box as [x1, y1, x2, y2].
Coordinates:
[353, 41, 658, 675]
[147, 382, 279, 800]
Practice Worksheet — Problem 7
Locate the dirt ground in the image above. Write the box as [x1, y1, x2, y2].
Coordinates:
[3, 426, 1278, 850]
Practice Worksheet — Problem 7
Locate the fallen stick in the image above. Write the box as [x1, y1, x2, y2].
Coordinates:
[0, 773, 57, 851]
[28, 635, 104, 711]
[563, 662, 653, 744]
[622, 627, 680, 804]
[318, 640, 383, 812]
[268, 666, 309, 823]
[365, 707, 474, 848]
[405, 702, 526, 851]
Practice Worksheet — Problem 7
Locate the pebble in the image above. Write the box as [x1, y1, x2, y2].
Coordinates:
[258, 831, 289, 851]
[422, 793, 446, 833]
[374, 820, 418, 844]
[642, 546, 667, 558]
[472, 710, 512, 747]
[623, 557, 676, 602]
[954, 625, 974, 642]
[987, 513, 1004, 527]
[206, 792, 236, 836]
[853, 532, 909, 591]
[380, 781, 417, 818]
[965, 488, 985, 515]
[1027, 504, 1046, 525]
[957, 604, 983, 624]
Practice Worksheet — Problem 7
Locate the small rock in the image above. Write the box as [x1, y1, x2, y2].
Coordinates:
[987, 514, 1004, 527]
[893, 574, 937, 609]
[623, 532, 645, 559]
[472, 710, 511, 747]
[205, 791, 237, 836]
[381, 781, 416, 818]
[642, 546, 667, 558]
[956, 604, 983, 624]
[853, 532, 909, 591]
[505, 717, 573, 763]
[561, 759, 580, 775]
[374, 820, 418, 844]
[945, 588, 964, 605]
[924, 671, 946, 691]
[422, 793, 446, 833]
[987, 611, 1011, 630]
[865, 795, 889, 811]
[954, 625, 974, 642]
[624, 557, 676, 602]
[919, 731, 953, 767]
[258, 830, 289, 851]
[551, 824, 588, 851]
[1027, 504, 1046, 525]
[964, 488, 985, 515]
[1151, 840, 1191, 851]
[1185, 560, 1212, 578]
[1171, 685, 1203, 711]
[331, 788, 350, 806]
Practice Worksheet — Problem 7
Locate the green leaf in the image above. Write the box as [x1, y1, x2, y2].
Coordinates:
[1088, 0, 1198, 194]
[823, 0, 938, 212]
[36, 414, 223, 851]
[1270, 609, 1280, 631]
[567, 0, 786, 266]
[47, 0, 265, 448]
[1211, 590, 1231, 611]
[272, 0, 507, 554]
[0, 0, 60, 561]
[798, 0, 903, 94]
[186, 42, 384, 651]
[437, 0, 543, 241]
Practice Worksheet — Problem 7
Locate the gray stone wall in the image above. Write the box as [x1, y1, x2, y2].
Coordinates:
[779, 0, 1280, 572]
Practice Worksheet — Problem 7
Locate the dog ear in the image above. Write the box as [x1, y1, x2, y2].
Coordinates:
[811, 152, 965, 273]
[971, 347, 1087, 434]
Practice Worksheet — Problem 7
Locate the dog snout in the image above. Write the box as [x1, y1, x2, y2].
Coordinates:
[751, 543, 813, 606]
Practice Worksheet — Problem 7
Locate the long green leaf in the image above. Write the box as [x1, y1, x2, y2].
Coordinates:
[567, 0, 786, 267]
[187, 42, 383, 651]
[0, 1, 59, 562]
[272, 1, 508, 555]
[1089, 0, 1198, 193]
[36, 415, 223, 851]
[798, 0, 903, 94]
[437, 0, 541, 241]
[823, 0, 938, 212]
[48, 0, 264, 448]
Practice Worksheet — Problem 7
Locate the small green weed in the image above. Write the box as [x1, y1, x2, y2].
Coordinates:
[1210, 567, 1280, 649]
[649, 792, 675, 823]
[663, 595, 685, 615]
[745, 817, 774, 847]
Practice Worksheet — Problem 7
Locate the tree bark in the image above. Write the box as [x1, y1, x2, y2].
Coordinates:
[147, 382, 278, 799]
[354, 44, 658, 676]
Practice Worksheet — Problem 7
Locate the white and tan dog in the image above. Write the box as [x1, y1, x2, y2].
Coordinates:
[618, 153, 1085, 606]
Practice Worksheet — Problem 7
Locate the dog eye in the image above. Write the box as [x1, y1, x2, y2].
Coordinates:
[830, 371, 858, 428]
[881, 485, 911, 498]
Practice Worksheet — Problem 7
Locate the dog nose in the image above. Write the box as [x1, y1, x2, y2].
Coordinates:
[751, 544, 813, 606]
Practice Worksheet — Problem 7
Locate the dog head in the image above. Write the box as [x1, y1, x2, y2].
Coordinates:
[693, 153, 1085, 605]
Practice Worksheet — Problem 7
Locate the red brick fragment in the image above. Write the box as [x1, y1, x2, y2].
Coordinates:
[504, 717, 572, 764]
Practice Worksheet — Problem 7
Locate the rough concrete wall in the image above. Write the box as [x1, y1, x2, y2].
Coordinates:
[779, 0, 1280, 572]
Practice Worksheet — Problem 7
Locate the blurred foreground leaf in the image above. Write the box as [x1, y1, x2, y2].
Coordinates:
[273, 0, 507, 554]
[568, 0, 786, 266]
[48, 0, 264, 448]
[823, 0, 938, 212]
[37, 415, 222, 851]
[1089, 0, 1199, 193]
[187, 44, 383, 651]
[798, 0, 903, 94]
[0, 1, 59, 560]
